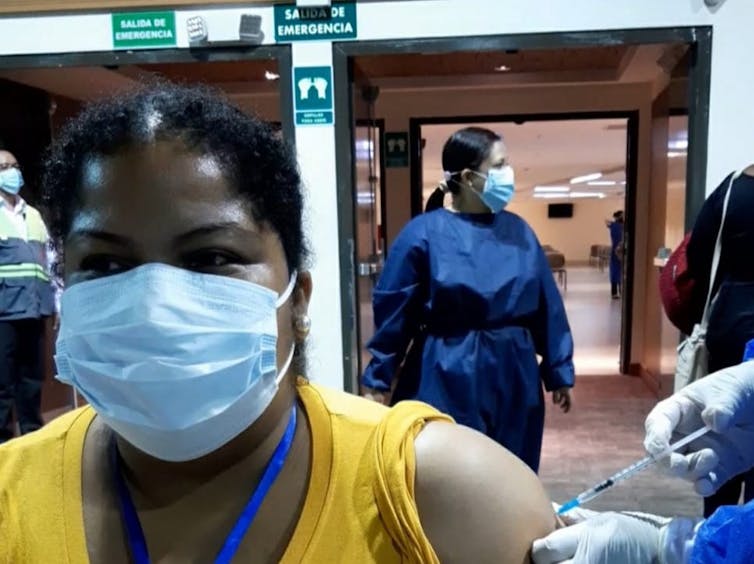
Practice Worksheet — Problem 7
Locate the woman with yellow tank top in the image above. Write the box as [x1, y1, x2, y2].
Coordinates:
[0, 84, 558, 564]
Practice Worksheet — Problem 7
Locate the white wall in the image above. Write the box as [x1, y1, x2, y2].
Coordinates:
[507, 199, 619, 265]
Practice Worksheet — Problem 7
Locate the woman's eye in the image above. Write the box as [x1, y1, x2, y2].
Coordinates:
[79, 255, 132, 275]
[184, 251, 241, 271]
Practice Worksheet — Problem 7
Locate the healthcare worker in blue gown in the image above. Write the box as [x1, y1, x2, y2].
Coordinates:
[361, 126, 575, 473]
[607, 210, 624, 299]
[532, 358, 754, 564]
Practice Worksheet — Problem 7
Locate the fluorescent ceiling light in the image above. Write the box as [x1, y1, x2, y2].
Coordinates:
[587, 180, 618, 186]
[570, 172, 603, 184]
[533, 193, 567, 199]
[265, 70, 280, 80]
[534, 186, 570, 193]
[668, 139, 688, 150]
[494, 65, 511, 72]
[668, 151, 687, 159]
[570, 191, 606, 199]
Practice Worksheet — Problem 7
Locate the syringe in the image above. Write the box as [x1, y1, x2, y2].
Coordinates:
[557, 425, 711, 515]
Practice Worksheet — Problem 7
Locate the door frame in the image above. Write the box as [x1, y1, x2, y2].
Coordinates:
[409, 111, 639, 373]
[355, 117, 388, 259]
[0, 44, 295, 141]
[353, 118, 387, 379]
[333, 26, 712, 391]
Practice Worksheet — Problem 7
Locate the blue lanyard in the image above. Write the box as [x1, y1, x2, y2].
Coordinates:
[110, 407, 298, 564]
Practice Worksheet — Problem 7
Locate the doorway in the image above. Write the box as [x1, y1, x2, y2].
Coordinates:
[333, 28, 711, 392]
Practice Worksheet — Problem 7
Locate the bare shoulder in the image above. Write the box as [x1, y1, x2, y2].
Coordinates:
[414, 421, 556, 564]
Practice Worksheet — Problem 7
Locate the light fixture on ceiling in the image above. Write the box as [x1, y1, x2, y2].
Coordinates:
[494, 65, 511, 72]
[533, 193, 567, 199]
[587, 180, 618, 186]
[570, 191, 606, 199]
[668, 139, 689, 151]
[534, 186, 570, 193]
[668, 151, 687, 159]
[265, 70, 280, 81]
[570, 172, 603, 184]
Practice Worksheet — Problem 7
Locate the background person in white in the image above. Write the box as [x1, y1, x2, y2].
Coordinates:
[0, 150, 56, 443]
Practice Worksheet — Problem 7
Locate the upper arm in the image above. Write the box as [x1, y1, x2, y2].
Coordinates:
[370, 218, 428, 341]
[414, 422, 556, 564]
[375, 218, 428, 297]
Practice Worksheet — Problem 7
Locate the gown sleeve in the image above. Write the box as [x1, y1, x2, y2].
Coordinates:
[362, 218, 429, 392]
[690, 499, 754, 563]
[528, 233, 575, 391]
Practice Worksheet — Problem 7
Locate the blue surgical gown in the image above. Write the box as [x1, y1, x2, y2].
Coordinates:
[691, 499, 754, 563]
[361, 209, 575, 472]
[609, 221, 624, 286]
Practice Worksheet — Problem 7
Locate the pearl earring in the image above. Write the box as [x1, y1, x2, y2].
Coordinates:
[294, 315, 311, 339]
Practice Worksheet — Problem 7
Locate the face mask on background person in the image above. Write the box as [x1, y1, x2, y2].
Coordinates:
[472, 165, 515, 212]
[0, 167, 24, 195]
[55, 263, 298, 462]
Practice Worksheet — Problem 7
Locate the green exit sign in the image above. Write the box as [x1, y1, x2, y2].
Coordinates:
[274, 3, 357, 42]
[112, 11, 177, 50]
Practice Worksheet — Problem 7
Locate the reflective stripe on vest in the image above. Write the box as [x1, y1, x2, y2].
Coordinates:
[0, 262, 50, 281]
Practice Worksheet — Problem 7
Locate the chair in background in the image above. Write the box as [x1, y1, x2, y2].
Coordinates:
[597, 245, 612, 272]
[589, 244, 601, 267]
[543, 245, 567, 291]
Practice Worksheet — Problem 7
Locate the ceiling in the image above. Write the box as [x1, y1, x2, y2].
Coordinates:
[0, 41, 689, 106]
[121, 59, 278, 85]
[353, 45, 631, 79]
[421, 115, 688, 203]
[353, 43, 689, 91]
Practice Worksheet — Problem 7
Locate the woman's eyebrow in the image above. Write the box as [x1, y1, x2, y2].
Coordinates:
[67, 229, 133, 247]
[172, 221, 257, 246]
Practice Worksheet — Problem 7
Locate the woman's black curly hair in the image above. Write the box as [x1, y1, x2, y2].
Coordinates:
[42, 82, 308, 273]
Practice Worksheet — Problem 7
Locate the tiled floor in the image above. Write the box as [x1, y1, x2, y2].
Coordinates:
[563, 267, 623, 376]
[540, 375, 702, 517]
[541, 266, 702, 517]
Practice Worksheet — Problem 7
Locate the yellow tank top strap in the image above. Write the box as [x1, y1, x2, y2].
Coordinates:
[371, 400, 453, 564]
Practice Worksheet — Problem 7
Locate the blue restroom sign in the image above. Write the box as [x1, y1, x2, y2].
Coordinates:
[293, 66, 334, 126]
[274, 2, 357, 42]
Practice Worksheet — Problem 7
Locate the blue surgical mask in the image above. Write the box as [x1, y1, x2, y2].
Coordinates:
[55, 263, 297, 462]
[473, 165, 515, 212]
[0, 168, 24, 195]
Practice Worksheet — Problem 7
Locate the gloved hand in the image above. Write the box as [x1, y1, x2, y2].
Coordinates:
[644, 361, 754, 496]
[532, 511, 667, 564]
[533, 509, 702, 564]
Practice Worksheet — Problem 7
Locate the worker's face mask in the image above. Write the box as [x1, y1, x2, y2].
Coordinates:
[0, 167, 24, 195]
[55, 263, 297, 462]
[471, 165, 515, 212]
